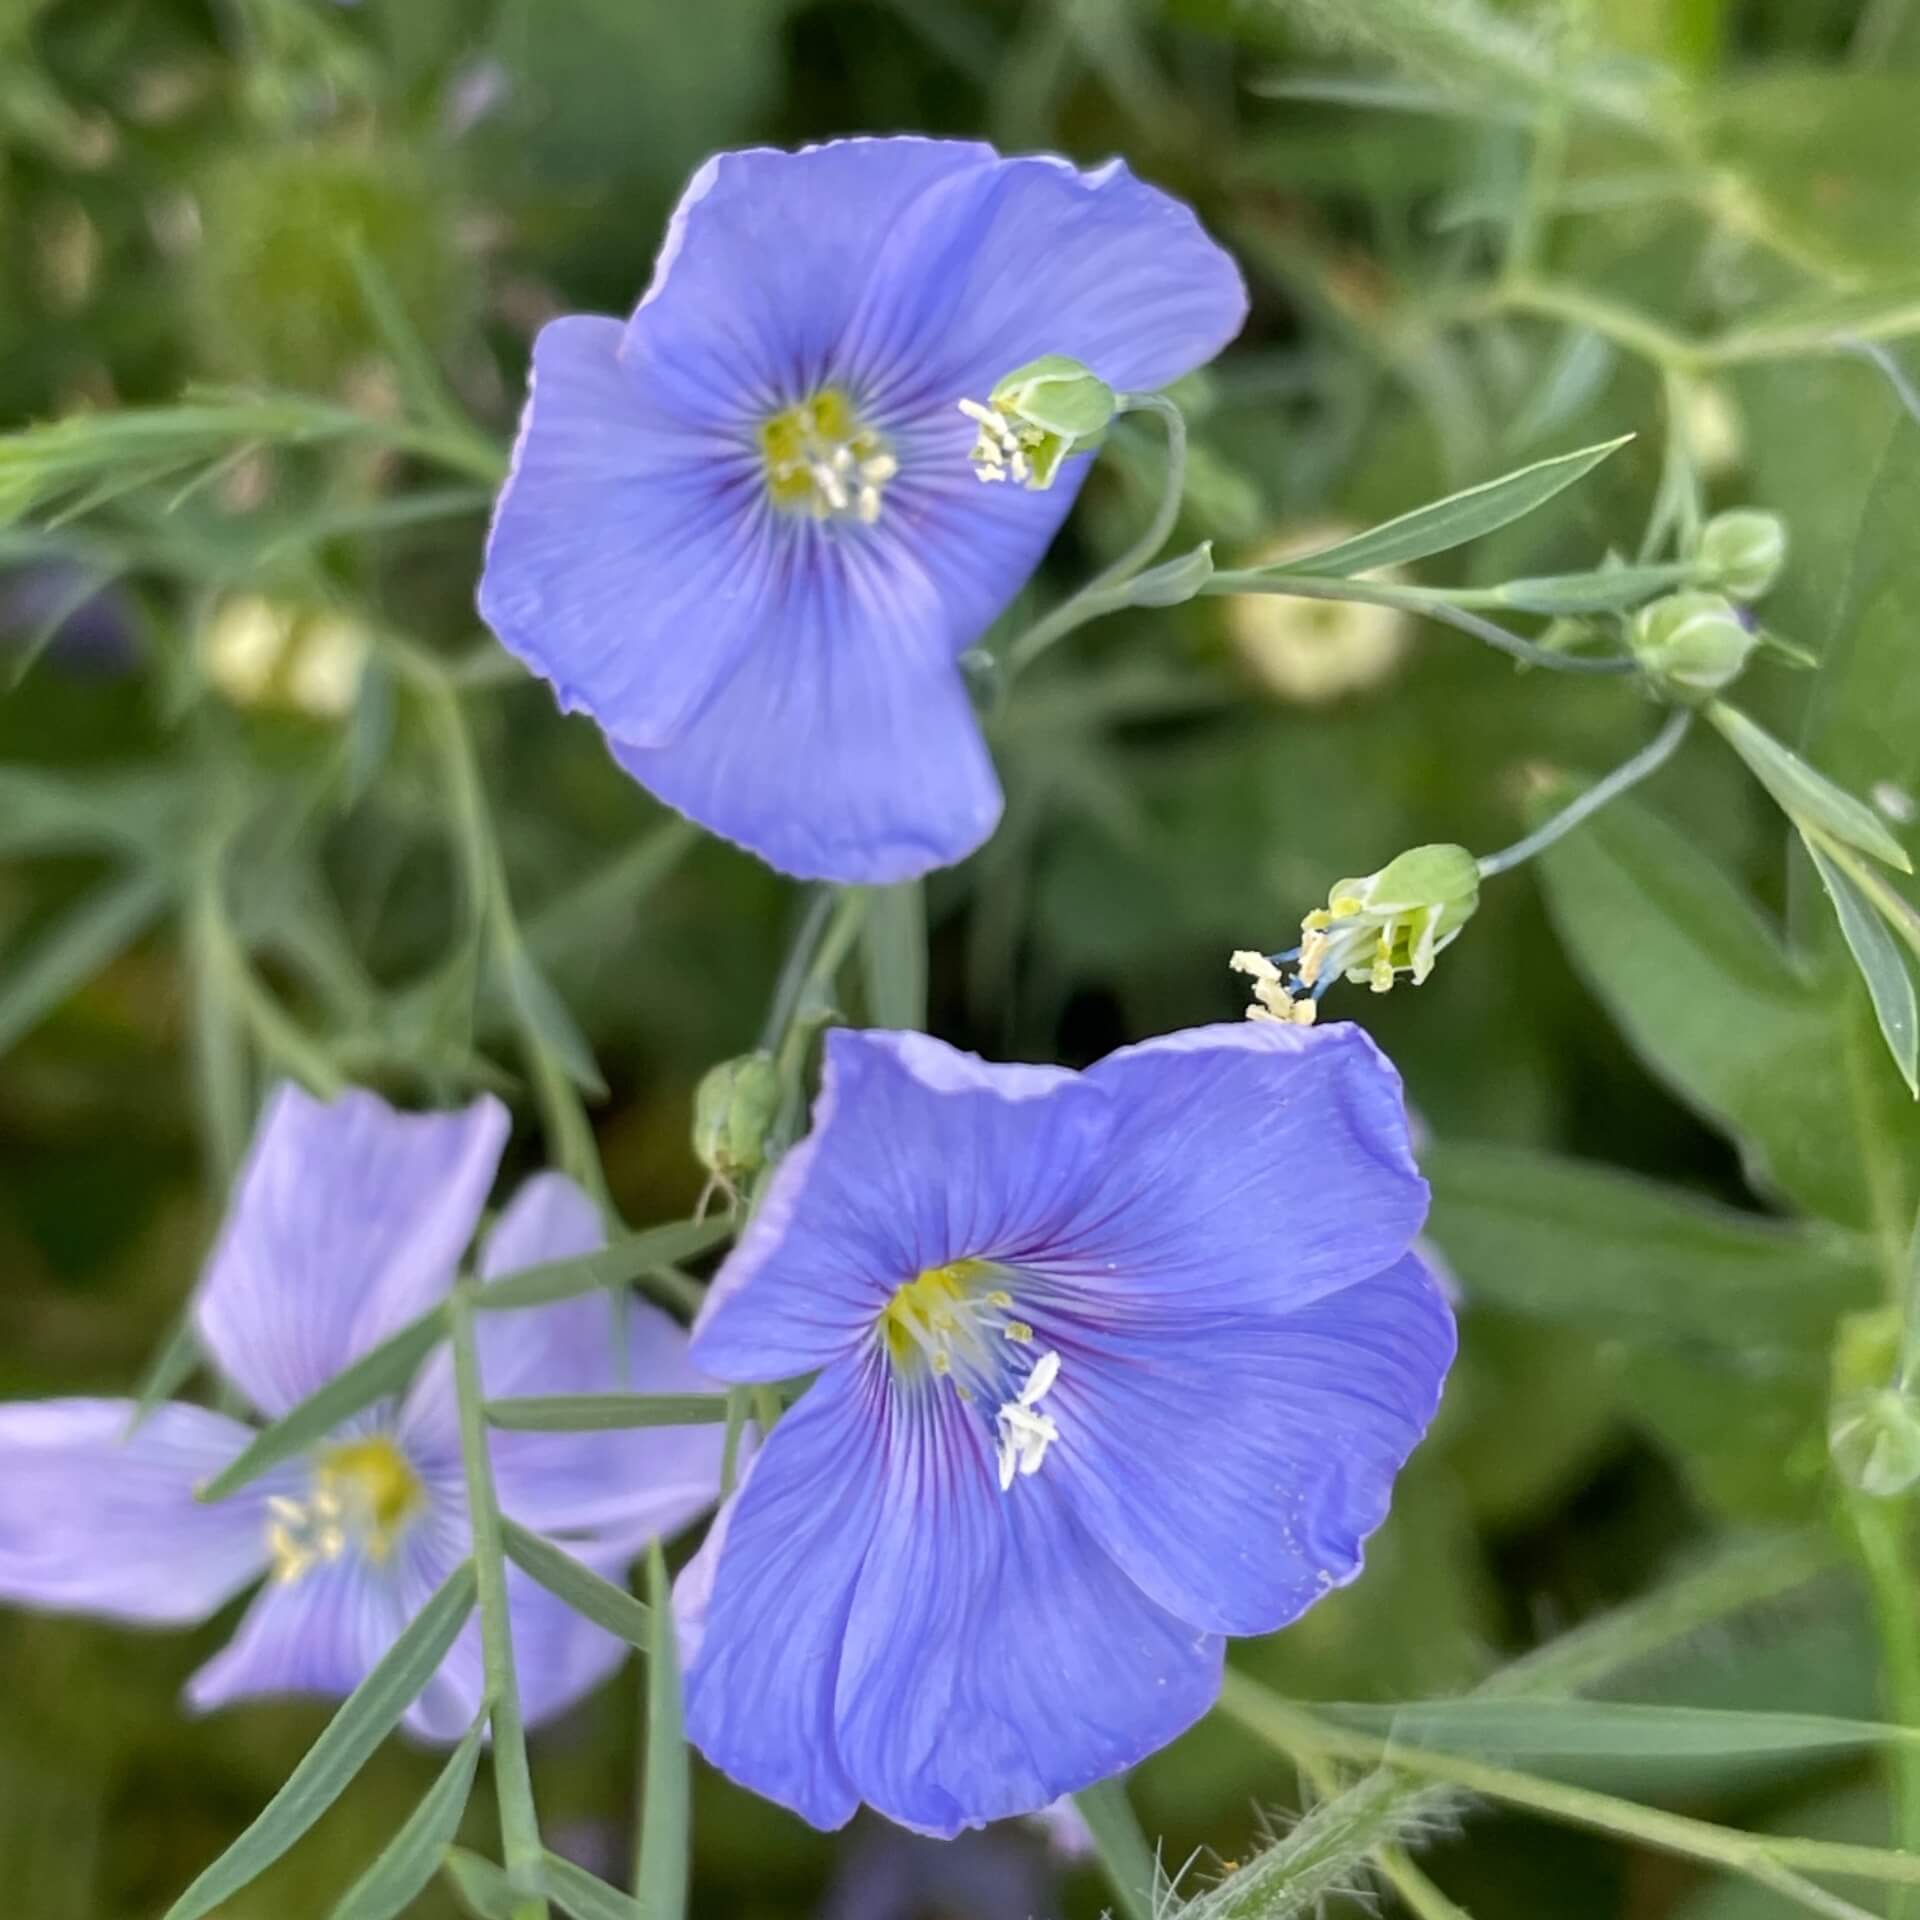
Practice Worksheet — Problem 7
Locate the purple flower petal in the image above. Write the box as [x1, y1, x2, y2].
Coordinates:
[692, 1032, 1101, 1381]
[402, 1172, 726, 1547]
[1043, 1253, 1456, 1635]
[479, 317, 777, 750]
[677, 1355, 891, 1830]
[830, 1360, 1221, 1837]
[1058, 1021, 1429, 1312]
[840, 150, 1247, 415]
[185, 1557, 412, 1718]
[195, 1086, 508, 1417]
[479, 138, 1246, 884]
[608, 579, 1004, 882]
[0, 1400, 277, 1623]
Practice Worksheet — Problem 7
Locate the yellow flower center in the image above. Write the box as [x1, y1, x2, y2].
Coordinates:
[266, 1434, 426, 1584]
[759, 388, 897, 524]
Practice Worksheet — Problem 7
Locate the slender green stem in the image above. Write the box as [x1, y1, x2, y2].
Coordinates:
[757, 888, 839, 1054]
[405, 652, 608, 1207]
[1204, 571, 1641, 675]
[1220, 1677, 1920, 1909]
[1850, 1493, 1920, 1920]
[1475, 708, 1693, 879]
[1005, 391, 1187, 673]
[448, 1288, 549, 1920]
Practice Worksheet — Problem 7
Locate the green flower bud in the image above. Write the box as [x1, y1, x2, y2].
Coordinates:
[1831, 1387, 1920, 1498]
[1698, 509, 1787, 602]
[1629, 591, 1757, 701]
[960, 356, 1115, 491]
[1308, 844, 1481, 995]
[692, 1051, 781, 1197]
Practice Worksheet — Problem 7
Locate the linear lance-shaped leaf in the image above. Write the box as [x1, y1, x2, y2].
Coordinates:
[486, 1393, 732, 1433]
[198, 1303, 450, 1501]
[165, 1563, 477, 1920]
[329, 1711, 488, 1920]
[1258, 434, 1632, 578]
[501, 1519, 651, 1650]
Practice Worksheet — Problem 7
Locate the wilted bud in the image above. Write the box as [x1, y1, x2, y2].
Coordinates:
[1235, 843, 1481, 1021]
[201, 596, 368, 717]
[959, 355, 1115, 491]
[1629, 591, 1756, 701]
[1831, 1387, 1920, 1497]
[692, 1051, 781, 1200]
[1698, 509, 1786, 601]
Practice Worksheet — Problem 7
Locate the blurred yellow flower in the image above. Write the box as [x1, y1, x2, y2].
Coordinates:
[201, 596, 368, 718]
[1223, 522, 1410, 705]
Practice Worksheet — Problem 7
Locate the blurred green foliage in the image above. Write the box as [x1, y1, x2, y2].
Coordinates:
[6, 0, 1920, 1915]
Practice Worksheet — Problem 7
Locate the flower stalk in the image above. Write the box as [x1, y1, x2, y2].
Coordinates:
[449, 1284, 550, 1920]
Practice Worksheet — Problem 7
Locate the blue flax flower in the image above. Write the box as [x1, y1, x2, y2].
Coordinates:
[478, 137, 1246, 884]
[675, 1022, 1456, 1835]
[0, 1086, 724, 1740]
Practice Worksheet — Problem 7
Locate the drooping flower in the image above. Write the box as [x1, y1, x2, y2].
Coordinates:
[478, 137, 1247, 885]
[673, 1023, 1455, 1836]
[0, 1085, 724, 1740]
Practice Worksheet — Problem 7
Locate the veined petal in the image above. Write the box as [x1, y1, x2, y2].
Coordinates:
[831, 1366, 1221, 1837]
[621, 139, 997, 412]
[399, 1172, 726, 1546]
[841, 151, 1247, 418]
[185, 1556, 410, 1718]
[677, 1353, 891, 1830]
[195, 1086, 508, 1418]
[1055, 1021, 1428, 1313]
[480, 316, 778, 750]
[0, 1400, 276, 1624]
[608, 534, 1003, 882]
[1042, 1253, 1456, 1635]
[692, 1031, 1105, 1382]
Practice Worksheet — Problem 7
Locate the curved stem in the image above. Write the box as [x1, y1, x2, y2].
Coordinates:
[1006, 391, 1187, 673]
[1476, 707, 1693, 879]
[1204, 571, 1641, 675]
[449, 1287, 550, 1920]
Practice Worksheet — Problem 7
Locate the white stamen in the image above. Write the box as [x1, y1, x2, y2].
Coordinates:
[995, 1348, 1062, 1492]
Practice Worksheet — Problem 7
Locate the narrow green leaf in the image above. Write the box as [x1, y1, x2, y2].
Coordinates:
[1122, 538, 1215, 607]
[858, 881, 927, 1030]
[503, 939, 608, 1099]
[0, 765, 185, 861]
[524, 820, 701, 974]
[1425, 1139, 1879, 1342]
[1538, 792, 1920, 1232]
[1072, 1779, 1159, 1920]
[198, 1304, 449, 1501]
[634, 1543, 689, 1920]
[478, 1218, 731, 1313]
[443, 1847, 523, 1920]
[542, 1853, 641, 1920]
[0, 864, 171, 1057]
[486, 1393, 731, 1433]
[1805, 832, 1920, 1095]
[329, 1712, 487, 1920]
[1317, 1698, 1920, 1761]
[1489, 562, 1693, 613]
[164, 1564, 477, 1920]
[1262, 434, 1632, 578]
[500, 1519, 651, 1650]
[1710, 702, 1913, 872]
[124, 1305, 203, 1437]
